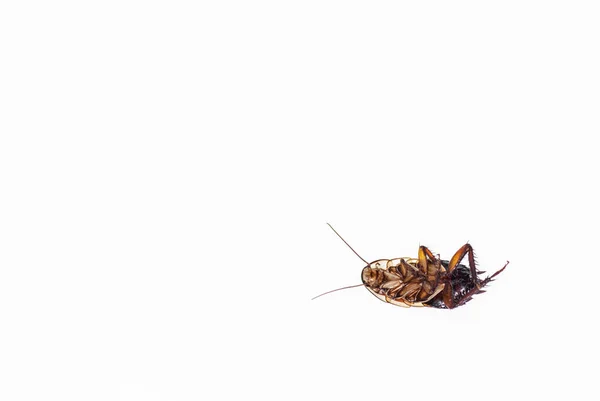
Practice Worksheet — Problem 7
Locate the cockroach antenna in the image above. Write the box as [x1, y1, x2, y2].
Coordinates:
[326, 223, 369, 265]
[311, 224, 368, 301]
[311, 284, 365, 300]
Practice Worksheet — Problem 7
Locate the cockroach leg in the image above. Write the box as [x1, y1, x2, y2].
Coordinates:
[399, 258, 419, 276]
[489, 261, 509, 280]
[444, 244, 478, 309]
[418, 245, 437, 275]
[453, 261, 510, 307]
[448, 243, 479, 282]
[442, 279, 455, 309]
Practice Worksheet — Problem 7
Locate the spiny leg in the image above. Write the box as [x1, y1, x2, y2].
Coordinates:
[418, 245, 439, 275]
[442, 282, 455, 309]
[398, 258, 421, 278]
[488, 261, 509, 280]
[444, 243, 477, 309]
[454, 261, 510, 307]
[448, 243, 479, 282]
[417, 246, 443, 300]
[442, 244, 479, 309]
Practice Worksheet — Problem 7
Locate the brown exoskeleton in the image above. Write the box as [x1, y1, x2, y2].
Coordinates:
[313, 224, 508, 309]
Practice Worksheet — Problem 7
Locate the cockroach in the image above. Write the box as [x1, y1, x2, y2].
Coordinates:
[313, 224, 508, 309]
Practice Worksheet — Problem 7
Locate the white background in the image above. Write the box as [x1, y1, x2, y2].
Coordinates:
[1, 1, 599, 400]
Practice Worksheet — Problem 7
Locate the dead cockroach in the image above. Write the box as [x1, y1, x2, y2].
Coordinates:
[313, 224, 508, 309]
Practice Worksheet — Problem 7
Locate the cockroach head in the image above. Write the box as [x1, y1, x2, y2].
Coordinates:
[361, 266, 383, 287]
